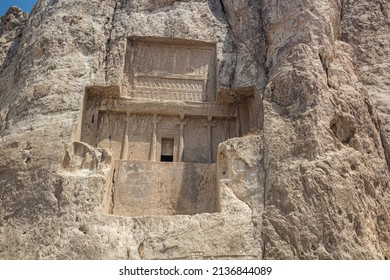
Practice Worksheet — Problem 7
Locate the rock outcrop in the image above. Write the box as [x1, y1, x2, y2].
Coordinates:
[0, 6, 28, 66]
[0, 0, 389, 260]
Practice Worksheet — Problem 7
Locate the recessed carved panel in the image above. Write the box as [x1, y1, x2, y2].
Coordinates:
[123, 38, 216, 102]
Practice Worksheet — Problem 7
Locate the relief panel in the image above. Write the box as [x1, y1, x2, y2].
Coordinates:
[124, 38, 216, 102]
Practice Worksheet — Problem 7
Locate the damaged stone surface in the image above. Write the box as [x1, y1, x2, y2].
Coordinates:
[0, 0, 390, 260]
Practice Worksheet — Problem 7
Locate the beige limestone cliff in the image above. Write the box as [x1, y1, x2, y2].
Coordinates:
[0, 0, 389, 260]
[0, 6, 28, 66]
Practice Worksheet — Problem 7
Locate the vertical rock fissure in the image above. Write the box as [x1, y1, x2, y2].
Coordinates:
[339, 0, 345, 23]
[218, 0, 238, 88]
[380, 130, 390, 170]
[258, 2, 270, 81]
[259, 0, 270, 260]
[109, 168, 116, 214]
[261, 136, 269, 260]
[104, 0, 120, 83]
[54, 180, 63, 216]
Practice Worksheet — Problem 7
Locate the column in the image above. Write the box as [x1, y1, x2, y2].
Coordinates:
[178, 114, 188, 162]
[235, 103, 241, 137]
[204, 115, 217, 163]
[120, 113, 130, 160]
[150, 114, 159, 161]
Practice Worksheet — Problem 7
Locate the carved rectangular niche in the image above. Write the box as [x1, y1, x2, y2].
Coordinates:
[123, 37, 217, 102]
[112, 161, 219, 216]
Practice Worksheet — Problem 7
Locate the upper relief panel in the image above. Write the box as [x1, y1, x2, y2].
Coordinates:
[107, 0, 266, 95]
[122, 38, 216, 102]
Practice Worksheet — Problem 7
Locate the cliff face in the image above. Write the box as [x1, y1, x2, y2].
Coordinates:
[0, 0, 389, 259]
[261, 0, 390, 259]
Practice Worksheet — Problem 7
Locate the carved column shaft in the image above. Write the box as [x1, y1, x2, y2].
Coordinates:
[179, 115, 188, 162]
[120, 113, 130, 160]
[235, 104, 241, 137]
[150, 114, 159, 161]
[205, 116, 217, 163]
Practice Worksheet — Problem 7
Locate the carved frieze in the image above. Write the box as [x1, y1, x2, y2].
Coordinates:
[128, 75, 206, 101]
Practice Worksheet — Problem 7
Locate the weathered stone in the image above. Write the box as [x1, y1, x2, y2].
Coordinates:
[0, 0, 390, 260]
[0, 6, 28, 67]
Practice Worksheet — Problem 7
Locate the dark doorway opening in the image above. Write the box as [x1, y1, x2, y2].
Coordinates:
[161, 155, 174, 162]
[161, 138, 174, 162]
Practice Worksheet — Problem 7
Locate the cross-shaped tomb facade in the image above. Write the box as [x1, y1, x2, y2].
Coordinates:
[73, 37, 261, 216]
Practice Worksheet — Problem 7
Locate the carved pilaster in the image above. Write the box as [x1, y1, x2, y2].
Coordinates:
[120, 113, 131, 160]
[150, 114, 163, 161]
[204, 116, 217, 163]
[178, 114, 188, 162]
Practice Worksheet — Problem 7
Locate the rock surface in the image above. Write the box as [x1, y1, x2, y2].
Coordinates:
[0, 6, 28, 67]
[0, 0, 389, 259]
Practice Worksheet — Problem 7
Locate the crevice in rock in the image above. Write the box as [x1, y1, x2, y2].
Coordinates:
[258, 3, 270, 82]
[53, 179, 63, 216]
[260, 143, 269, 260]
[138, 242, 144, 259]
[258, 0, 270, 260]
[380, 129, 390, 170]
[364, 97, 381, 131]
[380, 2, 389, 19]
[262, 238, 267, 260]
[340, 0, 345, 21]
[218, 0, 238, 88]
[218, 0, 227, 18]
[257, 0, 269, 205]
[104, 1, 120, 83]
[319, 52, 331, 88]
[231, 52, 238, 88]
[330, 116, 356, 144]
[109, 168, 116, 214]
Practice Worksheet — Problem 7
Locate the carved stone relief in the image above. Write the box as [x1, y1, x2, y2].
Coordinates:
[73, 38, 262, 217]
[123, 38, 216, 102]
